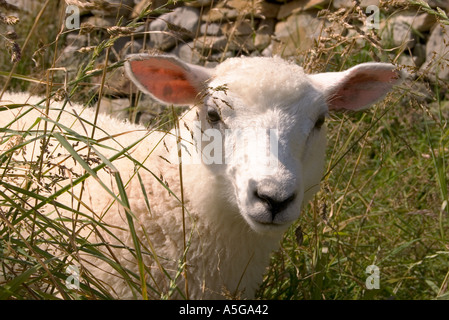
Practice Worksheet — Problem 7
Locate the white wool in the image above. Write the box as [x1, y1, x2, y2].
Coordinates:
[0, 92, 283, 299]
[212, 56, 311, 109]
[0, 56, 400, 300]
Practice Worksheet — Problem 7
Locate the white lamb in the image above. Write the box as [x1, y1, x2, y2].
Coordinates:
[0, 55, 401, 299]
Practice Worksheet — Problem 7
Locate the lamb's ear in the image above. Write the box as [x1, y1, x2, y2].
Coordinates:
[309, 63, 402, 111]
[125, 54, 212, 105]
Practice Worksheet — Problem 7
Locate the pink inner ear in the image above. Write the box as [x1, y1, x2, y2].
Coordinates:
[129, 59, 198, 105]
[329, 69, 399, 111]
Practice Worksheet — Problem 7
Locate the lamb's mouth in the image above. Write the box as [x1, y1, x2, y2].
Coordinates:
[245, 216, 292, 234]
[258, 221, 284, 226]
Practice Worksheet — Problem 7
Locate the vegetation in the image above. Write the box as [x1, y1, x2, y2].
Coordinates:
[0, 0, 448, 300]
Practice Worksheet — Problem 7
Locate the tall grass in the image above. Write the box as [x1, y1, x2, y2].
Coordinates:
[0, 0, 185, 300]
[259, 1, 449, 299]
[0, 0, 448, 299]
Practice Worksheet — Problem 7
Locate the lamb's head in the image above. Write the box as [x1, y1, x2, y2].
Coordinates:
[125, 54, 401, 234]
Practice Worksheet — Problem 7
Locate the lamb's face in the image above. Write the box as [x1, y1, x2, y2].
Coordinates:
[125, 54, 401, 235]
[199, 59, 328, 233]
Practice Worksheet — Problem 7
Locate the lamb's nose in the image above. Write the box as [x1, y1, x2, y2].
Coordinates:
[254, 190, 296, 219]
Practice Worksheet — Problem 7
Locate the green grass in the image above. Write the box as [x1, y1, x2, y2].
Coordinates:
[1, 0, 448, 300]
[259, 98, 449, 300]
[259, 71, 449, 300]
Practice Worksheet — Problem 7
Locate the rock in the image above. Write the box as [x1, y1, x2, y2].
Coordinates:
[65, 33, 88, 48]
[345, 29, 369, 48]
[277, 0, 330, 20]
[195, 33, 257, 54]
[225, 0, 279, 18]
[398, 54, 417, 69]
[200, 23, 223, 36]
[332, 0, 356, 8]
[420, 23, 449, 81]
[254, 19, 275, 51]
[133, 94, 168, 125]
[359, 0, 380, 6]
[261, 43, 274, 57]
[184, 0, 214, 7]
[412, 13, 437, 32]
[214, 1, 281, 19]
[258, 19, 276, 35]
[391, 41, 425, 71]
[413, 43, 426, 67]
[221, 21, 254, 36]
[150, 6, 200, 50]
[406, 80, 434, 103]
[132, 0, 152, 18]
[91, 0, 134, 18]
[58, 45, 82, 72]
[257, 1, 281, 19]
[382, 13, 436, 50]
[95, 66, 136, 96]
[194, 35, 228, 51]
[273, 12, 326, 56]
[59, 33, 90, 71]
[333, 0, 382, 8]
[131, 0, 178, 18]
[208, 51, 234, 63]
[82, 15, 117, 28]
[6, 0, 41, 12]
[226, 0, 255, 11]
[172, 42, 203, 65]
[114, 39, 144, 57]
[136, 112, 157, 126]
[204, 61, 220, 68]
[227, 35, 257, 52]
[202, 7, 240, 22]
[133, 23, 148, 36]
[62, 0, 93, 15]
[428, 0, 449, 10]
[383, 15, 417, 49]
[254, 33, 272, 51]
[98, 97, 129, 120]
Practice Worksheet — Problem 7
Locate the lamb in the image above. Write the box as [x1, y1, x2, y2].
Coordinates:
[0, 54, 401, 299]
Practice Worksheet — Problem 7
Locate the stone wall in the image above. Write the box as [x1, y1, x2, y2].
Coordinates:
[4, 0, 449, 123]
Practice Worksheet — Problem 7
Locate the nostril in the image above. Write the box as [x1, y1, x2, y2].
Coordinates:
[254, 190, 296, 218]
[254, 190, 272, 206]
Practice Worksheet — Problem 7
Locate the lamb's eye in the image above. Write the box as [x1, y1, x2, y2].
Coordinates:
[314, 115, 325, 129]
[207, 108, 221, 123]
